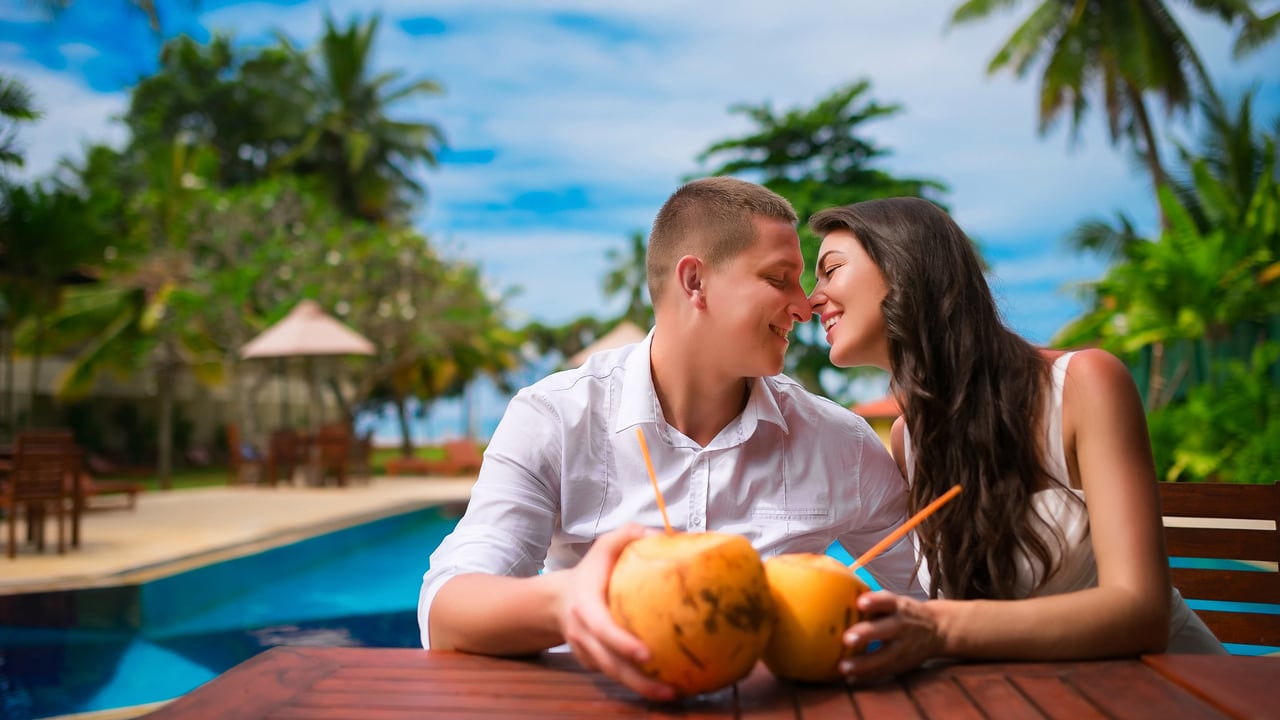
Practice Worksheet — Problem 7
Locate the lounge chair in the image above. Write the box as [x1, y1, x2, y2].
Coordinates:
[385, 439, 484, 477]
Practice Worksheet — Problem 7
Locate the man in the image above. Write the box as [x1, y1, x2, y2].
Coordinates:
[419, 177, 915, 700]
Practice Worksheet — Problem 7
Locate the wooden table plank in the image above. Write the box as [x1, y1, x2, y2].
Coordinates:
[1143, 654, 1280, 720]
[141, 648, 1278, 720]
[145, 647, 338, 720]
[1008, 676, 1107, 719]
[905, 672, 985, 720]
[734, 663, 803, 719]
[1066, 661, 1226, 719]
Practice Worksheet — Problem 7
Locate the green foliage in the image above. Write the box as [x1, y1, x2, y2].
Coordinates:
[1147, 342, 1280, 484]
[0, 73, 41, 170]
[602, 231, 653, 329]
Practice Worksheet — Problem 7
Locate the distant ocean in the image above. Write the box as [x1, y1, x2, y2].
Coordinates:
[354, 358, 558, 447]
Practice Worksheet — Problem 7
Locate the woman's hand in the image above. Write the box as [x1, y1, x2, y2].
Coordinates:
[555, 523, 676, 701]
[840, 591, 945, 681]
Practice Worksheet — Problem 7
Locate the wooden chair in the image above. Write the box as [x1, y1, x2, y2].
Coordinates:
[226, 423, 265, 485]
[313, 425, 351, 487]
[4, 432, 79, 558]
[347, 433, 374, 483]
[384, 439, 484, 477]
[1158, 481, 1280, 649]
[265, 429, 303, 486]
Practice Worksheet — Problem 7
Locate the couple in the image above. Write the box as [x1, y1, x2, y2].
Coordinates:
[418, 177, 1222, 701]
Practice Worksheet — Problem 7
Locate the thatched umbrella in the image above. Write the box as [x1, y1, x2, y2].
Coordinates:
[240, 300, 375, 431]
[567, 321, 647, 368]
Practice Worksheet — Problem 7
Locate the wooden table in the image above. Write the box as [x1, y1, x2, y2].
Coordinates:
[142, 647, 1276, 719]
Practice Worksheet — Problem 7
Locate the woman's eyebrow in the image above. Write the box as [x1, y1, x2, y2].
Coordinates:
[816, 250, 842, 270]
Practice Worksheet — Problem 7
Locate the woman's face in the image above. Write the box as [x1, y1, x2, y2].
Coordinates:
[808, 229, 890, 370]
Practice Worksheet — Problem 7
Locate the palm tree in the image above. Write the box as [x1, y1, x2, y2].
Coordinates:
[950, 0, 1277, 226]
[33, 1, 170, 32]
[0, 74, 40, 173]
[277, 14, 446, 222]
[603, 231, 653, 329]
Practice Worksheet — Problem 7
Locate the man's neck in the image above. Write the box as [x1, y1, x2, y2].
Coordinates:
[650, 331, 752, 447]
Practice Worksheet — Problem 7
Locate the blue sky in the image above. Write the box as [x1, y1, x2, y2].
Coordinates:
[3, 0, 1280, 348]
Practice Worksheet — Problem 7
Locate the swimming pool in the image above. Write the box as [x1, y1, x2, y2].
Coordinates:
[1, 511, 1275, 719]
[0, 504, 464, 719]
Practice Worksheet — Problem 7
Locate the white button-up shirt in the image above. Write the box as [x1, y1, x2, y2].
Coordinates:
[419, 332, 918, 648]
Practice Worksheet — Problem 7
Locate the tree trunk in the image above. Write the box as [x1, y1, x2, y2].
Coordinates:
[156, 341, 177, 489]
[28, 313, 44, 428]
[1, 323, 12, 441]
[1146, 341, 1167, 411]
[1128, 83, 1169, 230]
[395, 393, 414, 457]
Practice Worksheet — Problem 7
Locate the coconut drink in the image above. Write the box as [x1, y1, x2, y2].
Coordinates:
[761, 552, 869, 682]
[607, 530, 775, 696]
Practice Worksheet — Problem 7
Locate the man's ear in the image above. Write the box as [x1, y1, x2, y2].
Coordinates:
[675, 255, 706, 308]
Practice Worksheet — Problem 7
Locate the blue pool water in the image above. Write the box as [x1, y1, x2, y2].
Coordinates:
[1, 511, 1275, 719]
[0, 504, 463, 719]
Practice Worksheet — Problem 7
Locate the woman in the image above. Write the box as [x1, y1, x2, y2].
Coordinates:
[806, 198, 1223, 680]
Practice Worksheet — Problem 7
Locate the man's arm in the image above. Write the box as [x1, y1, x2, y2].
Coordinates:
[417, 391, 676, 700]
[836, 418, 923, 599]
[418, 390, 563, 651]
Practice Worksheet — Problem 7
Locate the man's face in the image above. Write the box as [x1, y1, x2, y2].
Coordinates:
[700, 216, 808, 378]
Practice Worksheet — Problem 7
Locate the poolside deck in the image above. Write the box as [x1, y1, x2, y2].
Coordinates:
[1, 475, 475, 596]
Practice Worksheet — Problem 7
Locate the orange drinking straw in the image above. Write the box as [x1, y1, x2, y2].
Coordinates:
[635, 427, 674, 534]
[851, 484, 962, 571]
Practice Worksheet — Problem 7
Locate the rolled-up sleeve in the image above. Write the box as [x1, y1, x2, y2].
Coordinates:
[836, 424, 925, 600]
[417, 389, 563, 647]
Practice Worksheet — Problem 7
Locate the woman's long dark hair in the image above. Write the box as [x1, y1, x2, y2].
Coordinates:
[811, 198, 1060, 600]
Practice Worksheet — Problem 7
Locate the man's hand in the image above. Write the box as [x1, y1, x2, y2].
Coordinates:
[555, 523, 676, 701]
[839, 591, 944, 681]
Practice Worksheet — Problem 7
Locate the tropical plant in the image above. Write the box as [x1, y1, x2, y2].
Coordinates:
[125, 34, 313, 189]
[603, 231, 653, 329]
[1056, 151, 1279, 408]
[0, 184, 110, 431]
[1147, 341, 1280, 483]
[950, 0, 1279, 226]
[0, 73, 40, 173]
[1059, 91, 1280, 406]
[36, 137, 224, 487]
[697, 80, 948, 398]
[274, 14, 446, 222]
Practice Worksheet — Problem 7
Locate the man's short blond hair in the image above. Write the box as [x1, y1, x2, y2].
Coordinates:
[646, 177, 798, 303]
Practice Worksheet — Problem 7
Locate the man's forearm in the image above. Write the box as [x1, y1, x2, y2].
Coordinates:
[428, 572, 567, 655]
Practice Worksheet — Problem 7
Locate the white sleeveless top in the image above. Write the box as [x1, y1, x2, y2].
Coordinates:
[904, 352, 1224, 653]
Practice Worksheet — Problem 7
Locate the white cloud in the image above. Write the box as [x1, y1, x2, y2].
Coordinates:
[5, 62, 127, 181]
[9, 0, 1280, 341]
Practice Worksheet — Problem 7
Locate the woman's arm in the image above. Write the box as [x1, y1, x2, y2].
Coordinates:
[841, 349, 1170, 678]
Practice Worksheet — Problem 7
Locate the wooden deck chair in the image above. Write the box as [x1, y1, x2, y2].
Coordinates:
[226, 423, 265, 485]
[1158, 481, 1280, 649]
[265, 428, 303, 486]
[314, 425, 351, 488]
[5, 432, 79, 558]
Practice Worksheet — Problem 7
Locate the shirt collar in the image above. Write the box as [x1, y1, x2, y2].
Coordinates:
[614, 328, 660, 433]
[612, 329, 791, 440]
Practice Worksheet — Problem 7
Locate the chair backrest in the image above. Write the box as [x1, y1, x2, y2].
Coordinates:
[267, 429, 300, 480]
[13, 432, 78, 500]
[1158, 481, 1280, 649]
[316, 425, 350, 465]
[443, 439, 484, 474]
